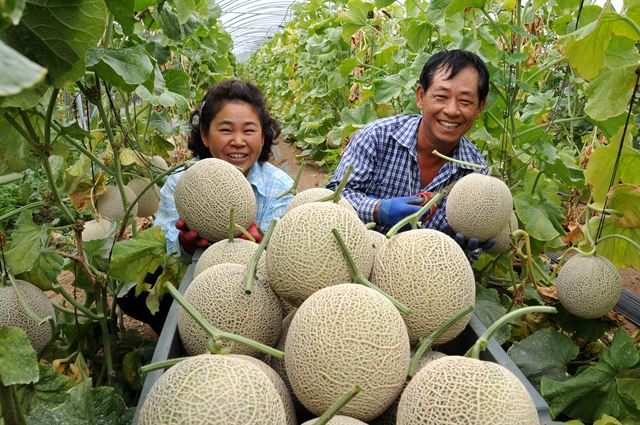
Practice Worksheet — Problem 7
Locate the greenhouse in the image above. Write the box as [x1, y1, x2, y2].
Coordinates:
[0, 0, 639, 424]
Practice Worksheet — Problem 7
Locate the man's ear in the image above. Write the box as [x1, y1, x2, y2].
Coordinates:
[416, 85, 425, 109]
[476, 100, 486, 117]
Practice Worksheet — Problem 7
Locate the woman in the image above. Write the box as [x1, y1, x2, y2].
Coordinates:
[155, 79, 294, 254]
[120, 80, 293, 333]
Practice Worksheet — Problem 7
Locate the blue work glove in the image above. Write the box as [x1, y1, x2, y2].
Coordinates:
[375, 196, 424, 227]
[445, 226, 496, 262]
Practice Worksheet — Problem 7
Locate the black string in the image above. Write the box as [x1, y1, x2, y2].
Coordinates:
[0, 232, 8, 277]
[594, 69, 640, 242]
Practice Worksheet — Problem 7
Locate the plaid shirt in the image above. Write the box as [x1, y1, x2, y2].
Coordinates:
[327, 114, 487, 234]
[155, 160, 293, 254]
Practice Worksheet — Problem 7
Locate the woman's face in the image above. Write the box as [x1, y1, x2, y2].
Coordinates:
[201, 101, 264, 174]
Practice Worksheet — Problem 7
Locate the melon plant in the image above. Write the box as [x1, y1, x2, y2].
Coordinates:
[370, 229, 475, 345]
[487, 211, 518, 254]
[286, 187, 356, 215]
[396, 356, 539, 425]
[138, 354, 287, 424]
[194, 238, 266, 277]
[267, 202, 374, 306]
[177, 263, 283, 356]
[445, 173, 513, 241]
[81, 218, 113, 241]
[0, 280, 55, 353]
[126, 177, 160, 217]
[174, 158, 256, 242]
[284, 284, 410, 421]
[555, 254, 622, 319]
[96, 184, 138, 221]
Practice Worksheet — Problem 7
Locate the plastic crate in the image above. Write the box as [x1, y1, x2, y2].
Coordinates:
[133, 255, 561, 425]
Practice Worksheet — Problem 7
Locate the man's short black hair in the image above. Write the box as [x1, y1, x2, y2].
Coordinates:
[419, 49, 490, 104]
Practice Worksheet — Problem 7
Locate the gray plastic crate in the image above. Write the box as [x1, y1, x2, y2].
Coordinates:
[133, 257, 561, 424]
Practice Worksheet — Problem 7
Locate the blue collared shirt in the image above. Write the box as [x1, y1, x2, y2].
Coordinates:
[155, 160, 293, 254]
[327, 114, 488, 233]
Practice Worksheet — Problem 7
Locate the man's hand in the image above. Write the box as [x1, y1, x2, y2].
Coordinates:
[447, 227, 496, 262]
[413, 191, 438, 222]
[375, 196, 424, 227]
[176, 218, 211, 253]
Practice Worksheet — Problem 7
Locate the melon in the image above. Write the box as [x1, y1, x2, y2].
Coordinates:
[302, 416, 367, 425]
[138, 354, 287, 424]
[445, 173, 513, 241]
[81, 218, 113, 241]
[126, 177, 160, 217]
[174, 158, 256, 242]
[0, 280, 54, 353]
[286, 188, 357, 216]
[96, 184, 138, 221]
[396, 356, 538, 425]
[194, 238, 266, 277]
[487, 211, 518, 254]
[284, 284, 410, 421]
[150, 155, 169, 171]
[268, 310, 296, 392]
[267, 202, 374, 306]
[556, 254, 621, 319]
[370, 229, 475, 345]
[367, 229, 387, 252]
[178, 263, 283, 356]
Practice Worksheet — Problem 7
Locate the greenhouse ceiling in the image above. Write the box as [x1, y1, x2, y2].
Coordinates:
[218, 0, 307, 62]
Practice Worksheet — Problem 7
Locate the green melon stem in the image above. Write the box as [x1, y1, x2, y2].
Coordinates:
[331, 228, 411, 314]
[512, 230, 539, 289]
[164, 281, 284, 359]
[313, 385, 362, 425]
[465, 306, 557, 359]
[432, 150, 488, 169]
[386, 192, 444, 239]
[551, 246, 587, 278]
[318, 164, 354, 204]
[364, 222, 376, 229]
[244, 219, 277, 295]
[595, 234, 640, 253]
[0, 382, 26, 425]
[408, 305, 473, 380]
[139, 357, 189, 375]
[51, 285, 103, 320]
[276, 161, 306, 199]
[234, 224, 255, 243]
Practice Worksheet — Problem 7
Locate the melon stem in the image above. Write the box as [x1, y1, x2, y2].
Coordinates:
[164, 281, 285, 359]
[408, 305, 473, 380]
[0, 382, 26, 425]
[386, 192, 444, 238]
[139, 357, 189, 375]
[364, 222, 376, 229]
[51, 284, 103, 320]
[465, 306, 557, 359]
[432, 150, 488, 169]
[595, 234, 640, 253]
[277, 161, 305, 199]
[331, 228, 411, 314]
[318, 164, 354, 204]
[313, 385, 362, 425]
[244, 219, 276, 295]
[512, 230, 539, 289]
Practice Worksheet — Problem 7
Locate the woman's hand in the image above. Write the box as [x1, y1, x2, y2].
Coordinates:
[176, 218, 211, 253]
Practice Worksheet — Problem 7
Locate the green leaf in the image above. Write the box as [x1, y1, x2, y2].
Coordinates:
[163, 68, 190, 97]
[106, 0, 135, 34]
[16, 365, 76, 413]
[87, 46, 154, 92]
[110, 226, 166, 284]
[446, 0, 485, 16]
[541, 329, 640, 422]
[373, 74, 405, 103]
[0, 327, 39, 385]
[337, 0, 375, 40]
[474, 285, 510, 344]
[171, 0, 195, 24]
[0, 0, 26, 28]
[552, 304, 614, 343]
[513, 190, 565, 242]
[338, 57, 359, 79]
[374, 0, 396, 7]
[17, 250, 63, 292]
[0, 115, 30, 174]
[404, 19, 431, 52]
[0, 39, 47, 96]
[608, 184, 640, 228]
[152, 2, 183, 40]
[4, 210, 47, 276]
[618, 378, 640, 411]
[0, 0, 108, 88]
[507, 328, 579, 389]
[425, 0, 448, 22]
[584, 64, 638, 121]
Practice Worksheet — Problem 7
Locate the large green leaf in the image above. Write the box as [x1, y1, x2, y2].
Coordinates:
[16, 365, 76, 413]
[608, 184, 640, 228]
[474, 285, 510, 344]
[171, 0, 196, 24]
[446, 0, 485, 16]
[4, 210, 48, 277]
[106, 0, 134, 34]
[337, 0, 375, 40]
[584, 64, 638, 121]
[375, 0, 396, 7]
[110, 226, 166, 284]
[17, 250, 63, 292]
[0, 39, 47, 96]
[0, 114, 30, 173]
[87, 45, 154, 92]
[513, 173, 566, 242]
[0, 327, 39, 385]
[163, 68, 190, 97]
[588, 216, 640, 269]
[0, 0, 108, 88]
[507, 328, 579, 389]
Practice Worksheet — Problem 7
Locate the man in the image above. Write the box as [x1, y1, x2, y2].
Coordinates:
[327, 49, 492, 255]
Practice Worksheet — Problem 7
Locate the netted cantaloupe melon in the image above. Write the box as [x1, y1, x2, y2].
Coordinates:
[267, 202, 374, 306]
[268, 309, 296, 393]
[126, 177, 160, 217]
[286, 188, 357, 216]
[81, 218, 113, 241]
[445, 173, 513, 241]
[285, 284, 410, 421]
[174, 158, 256, 242]
[302, 416, 368, 425]
[150, 155, 169, 171]
[229, 354, 297, 425]
[0, 280, 54, 353]
[396, 356, 538, 425]
[139, 354, 287, 424]
[367, 229, 387, 252]
[194, 238, 266, 277]
[556, 254, 621, 319]
[177, 263, 283, 356]
[370, 229, 475, 345]
[487, 211, 518, 254]
[96, 185, 138, 221]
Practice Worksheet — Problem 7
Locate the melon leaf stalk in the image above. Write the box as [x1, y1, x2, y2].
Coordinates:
[245, 219, 277, 294]
[313, 385, 362, 425]
[331, 228, 410, 314]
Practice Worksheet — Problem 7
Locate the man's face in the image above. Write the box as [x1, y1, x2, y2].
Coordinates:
[416, 65, 484, 149]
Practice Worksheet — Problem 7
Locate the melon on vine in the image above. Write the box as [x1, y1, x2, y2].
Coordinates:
[126, 177, 160, 217]
[487, 211, 518, 254]
[81, 218, 113, 242]
[96, 184, 138, 221]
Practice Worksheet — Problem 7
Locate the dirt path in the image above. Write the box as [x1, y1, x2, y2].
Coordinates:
[270, 141, 329, 190]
